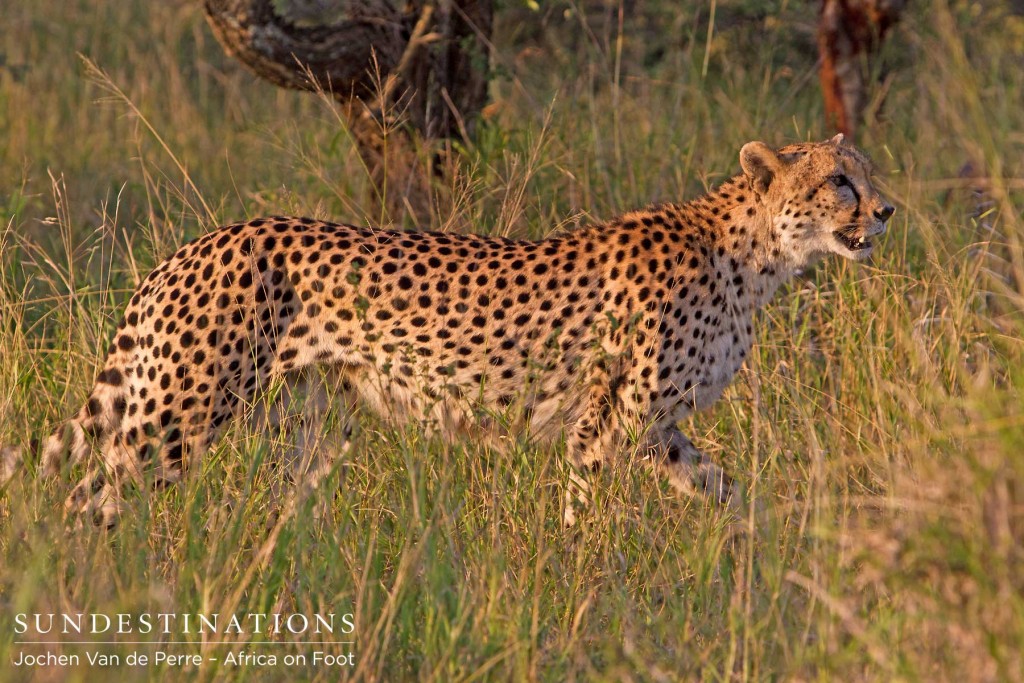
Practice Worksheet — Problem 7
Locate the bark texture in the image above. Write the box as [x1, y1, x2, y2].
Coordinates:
[203, 0, 493, 220]
[818, 0, 905, 139]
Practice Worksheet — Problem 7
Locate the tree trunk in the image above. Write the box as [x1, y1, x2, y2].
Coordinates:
[203, 0, 493, 222]
[818, 0, 905, 139]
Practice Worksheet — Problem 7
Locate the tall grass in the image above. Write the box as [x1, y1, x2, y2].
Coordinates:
[1, 0, 1023, 680]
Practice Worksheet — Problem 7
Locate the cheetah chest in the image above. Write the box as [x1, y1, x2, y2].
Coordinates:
[687, 304, 754, 412]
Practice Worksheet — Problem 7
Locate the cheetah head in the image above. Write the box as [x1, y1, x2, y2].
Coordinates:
[739, 134, 895, 264]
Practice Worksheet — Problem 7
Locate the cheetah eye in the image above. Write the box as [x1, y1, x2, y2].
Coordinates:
[829, 174, 852, 188]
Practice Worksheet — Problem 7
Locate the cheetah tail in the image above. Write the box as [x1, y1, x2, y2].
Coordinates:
[38, 412, 92, 477]
[11, 391, 110, 482]
[45, 381, 128, 477]
[0, 412, 91, 486]
[2, 372, 125, 486]
[0, 443, 26, 485]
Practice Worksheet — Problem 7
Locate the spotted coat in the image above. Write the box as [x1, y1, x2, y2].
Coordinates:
[24, 136, 894, 526]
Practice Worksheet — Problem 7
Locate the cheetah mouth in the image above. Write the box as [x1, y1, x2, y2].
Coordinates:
[833, 231, 873, 254]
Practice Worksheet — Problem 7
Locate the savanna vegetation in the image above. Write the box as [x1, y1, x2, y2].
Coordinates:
[1, 0, 1023, 680]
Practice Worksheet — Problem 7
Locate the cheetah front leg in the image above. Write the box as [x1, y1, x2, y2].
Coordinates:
[650, 429, 737, 510]
[561, 344, 654, 527]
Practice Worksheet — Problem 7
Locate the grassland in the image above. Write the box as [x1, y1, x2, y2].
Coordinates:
[2, 0, 1023, 680]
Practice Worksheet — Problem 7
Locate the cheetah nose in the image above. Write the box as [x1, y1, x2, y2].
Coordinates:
[874, 204, 895, 222]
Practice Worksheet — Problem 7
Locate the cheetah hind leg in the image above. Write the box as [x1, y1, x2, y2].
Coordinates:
[653, 430, 738, 511]
[62, 430, 152, 530]
[562, 461, 598, 528]
[65, 464, 125, 529]
[561, 399, 623, 528]
[257, 368, 355, 522]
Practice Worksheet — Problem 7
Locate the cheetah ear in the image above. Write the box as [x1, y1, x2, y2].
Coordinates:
[739, 141, 782, 195]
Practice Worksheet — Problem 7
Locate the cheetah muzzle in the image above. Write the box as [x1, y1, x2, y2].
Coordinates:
[7, 135, 894, 528]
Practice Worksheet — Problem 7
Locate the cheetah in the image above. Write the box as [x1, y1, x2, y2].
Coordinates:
[8, 135, 894, 527]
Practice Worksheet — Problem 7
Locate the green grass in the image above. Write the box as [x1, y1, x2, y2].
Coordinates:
[2, 0, 1024, 680]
